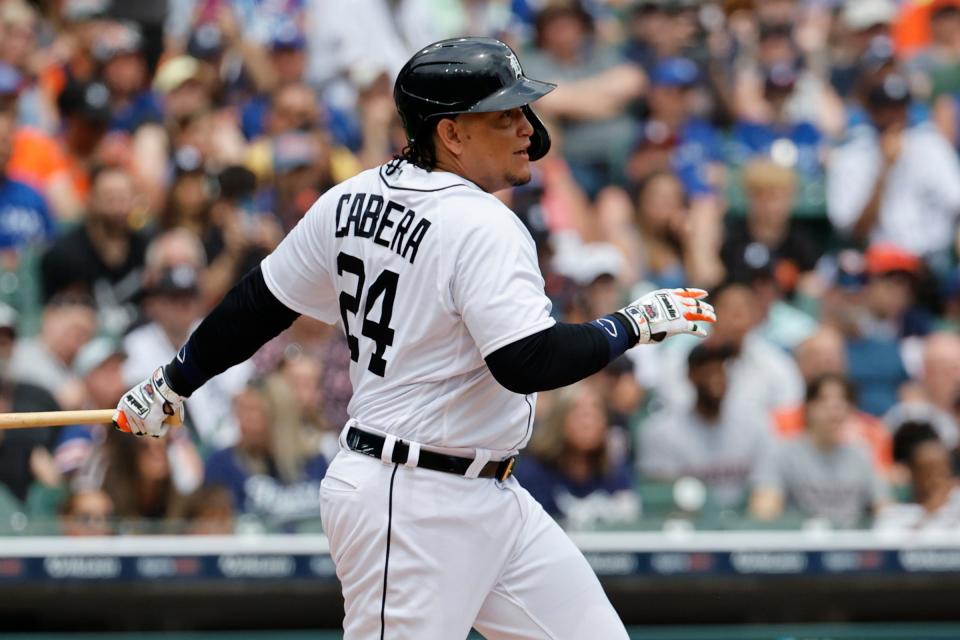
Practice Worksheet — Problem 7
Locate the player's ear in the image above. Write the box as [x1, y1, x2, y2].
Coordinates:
[434, 117, 464, 157]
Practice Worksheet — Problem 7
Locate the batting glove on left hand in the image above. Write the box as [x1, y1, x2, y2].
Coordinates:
[614, 288, 716, 344]
[113, 367, 185, 438]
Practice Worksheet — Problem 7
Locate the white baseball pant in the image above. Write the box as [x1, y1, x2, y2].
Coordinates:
[320, 448, 629, 639]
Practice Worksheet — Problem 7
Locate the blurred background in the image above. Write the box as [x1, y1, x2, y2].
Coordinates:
[1, 0, 960, 638]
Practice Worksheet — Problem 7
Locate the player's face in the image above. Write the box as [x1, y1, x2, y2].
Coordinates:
[456, 108, 535, 192]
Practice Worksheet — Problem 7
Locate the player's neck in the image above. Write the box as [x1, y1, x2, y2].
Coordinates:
[433, 156, 495, 193]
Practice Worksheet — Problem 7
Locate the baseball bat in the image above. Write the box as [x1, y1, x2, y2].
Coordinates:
[0, 409, 182, 430]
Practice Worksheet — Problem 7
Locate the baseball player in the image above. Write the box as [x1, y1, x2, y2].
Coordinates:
[113, 38, 716, 639]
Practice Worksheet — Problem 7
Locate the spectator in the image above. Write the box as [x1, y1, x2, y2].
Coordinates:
[181, 485, 234, 535]
[928, 2, 960, 148]
[775, 326, 894, 475]
[354, 67, 403, 169]
[918, 332, 960, 422]
[245, 83, 360, 190]
[938, 266, 960, 331]
[303, 0, 438, 89]
[587, 356, 644, 460]
[157, 158, 215, 239]
[907, 2, 960, 96]
[552, 243, 624, 322]
[623, 0, 698, 74]
[96, 21, 162, 134]
[9, 293, 96, 409]
[517, 382, 638, 529]
[720, 159, 821, 296]
[733, 22, 844, 139]
[884, 401, 960, 460]
[647, 278, 804, 422]
[830, 0, 897, 99]
[123, 232, 253, 449]
[524, 2, 645, 194]
[597, 172, 691, 290]
[750, 374, 888, 527]
[201, 165, 279, 305]
[152, 55, 212, 123]
[841, 244, 926, 417]
[275, 353, 334, 459]
[59, 487, 114, 536]
[731, 62, 830, 173]
[204, 382, 328, 526]
[0, 302, 62, 503]
[93, 430, 189, 530]
[0, 1, 57, 132]
[93, 20, 167, 211]
[626, 57, 723, 199]
[0, 103, 55, 256]
[52, 337, 127, 477]
[640, 342, 772, 509]
[827, 72, 960, 263]
[266, 130, 332, 231]
[239, 28, 312, 141]
[875, 421, 960, 530]
[40, 165, 149, 330]
[8, 79, 112, 221]
[51, 0, 111, 86]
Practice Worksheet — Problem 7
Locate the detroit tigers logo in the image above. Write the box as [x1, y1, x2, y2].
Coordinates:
[507, 52, 522, 79]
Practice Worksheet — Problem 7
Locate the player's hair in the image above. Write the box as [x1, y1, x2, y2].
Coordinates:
[397, 140, 437, 171]
[396, 115, 458, 171]
[527, 382, 611, 476]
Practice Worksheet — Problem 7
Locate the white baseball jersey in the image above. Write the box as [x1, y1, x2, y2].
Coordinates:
[261, 160, 555, 452]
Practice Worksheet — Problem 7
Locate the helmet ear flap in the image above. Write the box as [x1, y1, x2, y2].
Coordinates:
[522, 106, 551, 161]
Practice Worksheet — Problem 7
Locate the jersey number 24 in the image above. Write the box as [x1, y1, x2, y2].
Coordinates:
[336, 251, 398, 376]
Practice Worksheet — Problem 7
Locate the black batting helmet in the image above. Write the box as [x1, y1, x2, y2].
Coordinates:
[394, 37, 556, 163]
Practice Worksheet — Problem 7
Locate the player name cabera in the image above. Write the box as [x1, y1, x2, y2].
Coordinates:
[334, 191, 432, 264]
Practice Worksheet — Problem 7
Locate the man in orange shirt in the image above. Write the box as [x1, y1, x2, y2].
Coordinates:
[8, 80, 110, 221]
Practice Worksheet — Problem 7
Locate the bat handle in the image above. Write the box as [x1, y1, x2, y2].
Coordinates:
[0, 409, 183, 430]
[114, 409, 183, 433]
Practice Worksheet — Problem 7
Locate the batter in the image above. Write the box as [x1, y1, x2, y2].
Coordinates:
[114, 38, 716, 639]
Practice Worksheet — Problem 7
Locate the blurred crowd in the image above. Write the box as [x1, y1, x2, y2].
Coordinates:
[1, 0, 960, 537]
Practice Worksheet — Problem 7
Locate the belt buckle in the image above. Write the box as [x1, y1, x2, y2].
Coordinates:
[497, 456, 517, 482]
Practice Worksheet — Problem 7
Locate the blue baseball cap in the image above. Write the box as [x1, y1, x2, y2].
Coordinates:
[0, 64, 23, 96]
[651, 57, 699, 88]
[270, 22, 306, 52]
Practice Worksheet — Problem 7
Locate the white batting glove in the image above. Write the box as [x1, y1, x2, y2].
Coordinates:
[614, 288, 716, 344]
[112, 367, 185, 438]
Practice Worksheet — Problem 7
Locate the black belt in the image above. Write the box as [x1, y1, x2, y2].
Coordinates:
[345, 427, 518, 481]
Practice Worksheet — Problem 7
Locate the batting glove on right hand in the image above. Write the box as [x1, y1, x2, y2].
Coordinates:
[614, 288, 716, 344]
[112, 367, 185, 438]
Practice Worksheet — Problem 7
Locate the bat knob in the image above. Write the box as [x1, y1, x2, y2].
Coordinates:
[113, 410, 131, 433]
